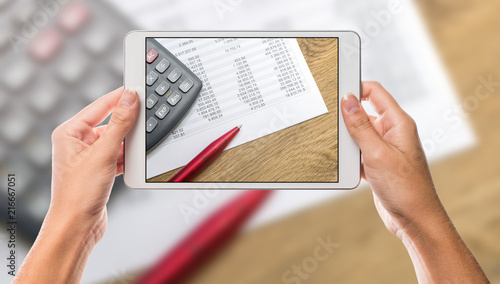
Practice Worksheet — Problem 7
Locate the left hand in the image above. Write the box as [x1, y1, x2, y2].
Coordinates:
[49, 87, 139, 242]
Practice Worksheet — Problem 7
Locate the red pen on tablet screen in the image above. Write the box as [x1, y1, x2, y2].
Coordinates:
[169, 125, 242, 182]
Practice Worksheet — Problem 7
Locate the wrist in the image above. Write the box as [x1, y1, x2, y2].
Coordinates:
[397, 204, 488, 283]
[397, 197, 452, 245]
[14, 207, 102, 283]
[388, 181, 448, 239]
[44, 204, 106, 247]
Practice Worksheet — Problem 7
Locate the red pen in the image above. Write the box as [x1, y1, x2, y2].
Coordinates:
[169, 125, 242, 182]
[134, 190, 272, 284]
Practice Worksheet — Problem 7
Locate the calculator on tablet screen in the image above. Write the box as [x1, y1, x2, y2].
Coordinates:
[145, 39, 203, 152]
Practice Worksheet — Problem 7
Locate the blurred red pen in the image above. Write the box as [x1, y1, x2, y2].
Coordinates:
[135, 190, 272, 284]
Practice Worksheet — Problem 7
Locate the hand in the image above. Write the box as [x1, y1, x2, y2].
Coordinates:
[13, 87, 139, 284]
[49, 87, 139, 241]
[341, 81, 442, 238]
[341, 81, 488, 283]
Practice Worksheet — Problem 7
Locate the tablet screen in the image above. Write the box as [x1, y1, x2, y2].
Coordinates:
[145, 37, 338, 183]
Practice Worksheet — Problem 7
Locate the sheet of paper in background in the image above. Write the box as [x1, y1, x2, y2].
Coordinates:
[78, 1, 476, 283]
[147, 38, 327, 178]
[109, 0, 475, 162]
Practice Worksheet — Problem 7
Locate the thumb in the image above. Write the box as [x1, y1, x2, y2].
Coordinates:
[99, 88, 139, 155]
[341, 93, 385, 153]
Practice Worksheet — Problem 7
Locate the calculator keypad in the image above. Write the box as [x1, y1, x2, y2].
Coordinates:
[155, 104, 170, 119]
[155, 81, 170, 96]
[167, 91, 182, 106]
[167, 68, 182, 83]
[146, 94, 159, 109]
[146, 49, 159, 63]
[145, 38, 203, 151]
[146, 71, 158, 86]
[0, 0, 136, 241]
[155, 59, 170, 73]
[179, 78, 194, 93]
[146, 117, 158, 133]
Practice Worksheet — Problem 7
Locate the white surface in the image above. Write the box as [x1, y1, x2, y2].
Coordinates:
[147, 38, 328, 178]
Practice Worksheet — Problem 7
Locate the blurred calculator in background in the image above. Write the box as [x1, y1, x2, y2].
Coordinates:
[0, 0, 136, 240]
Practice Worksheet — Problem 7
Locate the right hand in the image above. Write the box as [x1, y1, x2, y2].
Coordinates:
[340, 81, 447, 239]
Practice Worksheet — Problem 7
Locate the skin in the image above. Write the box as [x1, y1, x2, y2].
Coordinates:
[13, 87, 139, 284]
[13, 82, 489, 283]
[341, 82, 489, 283]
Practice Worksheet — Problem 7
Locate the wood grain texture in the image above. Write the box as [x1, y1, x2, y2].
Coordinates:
[148, 38, 339, 182]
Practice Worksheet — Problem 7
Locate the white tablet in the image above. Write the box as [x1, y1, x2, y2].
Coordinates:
[123, 31, 360, 189]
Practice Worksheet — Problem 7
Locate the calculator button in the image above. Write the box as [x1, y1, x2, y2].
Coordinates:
[26, 131, 52, 168]
[58, 1, 91, 34]
[146, 49, 159, 63]
[29, 85, 61, 114]
[155, 104, 170, 119]
[82, 71, 115, 102]
[146, 117, 158, 133]
[167, 91, 182, 106]
[25, 186, 51, 219]
[167, 68, 182, 83]
[146, 94, 159, 109]
[146, 71, 158, 86]
[54, 100, 86, 126]
[155, 81, 170, 96]
[83, 27, 114, 56]
[57, 51, 88, 84]
[155, 59, 170, 73]
[179, 78, 194, 93]
[1, 60, 33, 91]
[29, 29, 62, 62]
[1, 111, 33, 144]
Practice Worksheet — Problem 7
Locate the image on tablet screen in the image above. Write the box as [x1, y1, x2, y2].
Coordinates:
[145, 37, 338, 183]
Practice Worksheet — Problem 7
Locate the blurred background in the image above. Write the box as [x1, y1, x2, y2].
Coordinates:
[0, 0, 499, 283]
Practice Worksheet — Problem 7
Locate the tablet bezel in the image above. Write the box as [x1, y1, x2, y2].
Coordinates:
[123, 31, 360, 189]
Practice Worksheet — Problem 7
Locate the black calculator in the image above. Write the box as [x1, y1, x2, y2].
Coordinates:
[0, 0, 136, 241]
[145, 39, 202, 152]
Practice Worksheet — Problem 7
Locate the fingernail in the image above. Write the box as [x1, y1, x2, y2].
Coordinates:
[120, 88, 137, 107]
[342, 93, 360, 114]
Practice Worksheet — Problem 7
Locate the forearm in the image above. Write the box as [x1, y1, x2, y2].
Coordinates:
[401, 209, 489, 283]
[13, 208, 102, 284]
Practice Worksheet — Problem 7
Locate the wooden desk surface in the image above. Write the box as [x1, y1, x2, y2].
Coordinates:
[149, 38, 339, 182]
[118, 1, 500, 283]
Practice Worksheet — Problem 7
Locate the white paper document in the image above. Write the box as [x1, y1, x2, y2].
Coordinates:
[147, 38, 328, 179]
